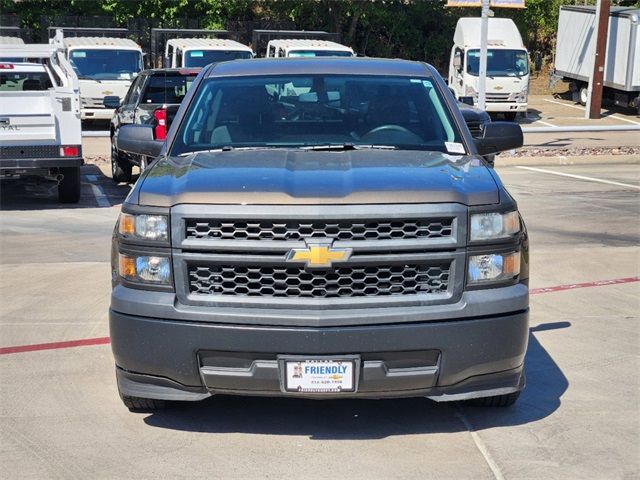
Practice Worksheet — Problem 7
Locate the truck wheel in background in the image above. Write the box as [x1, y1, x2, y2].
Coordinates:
[579, 85, 589, 106]
[58, 166, 81, 203]
[466, 390, 521, 407]
[111, 136, 132, 184]
[503, 112, 518, 122]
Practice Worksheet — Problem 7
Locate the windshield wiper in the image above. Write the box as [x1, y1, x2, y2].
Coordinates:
[300, 143, 397, 151]
[177, 146, 284, 157]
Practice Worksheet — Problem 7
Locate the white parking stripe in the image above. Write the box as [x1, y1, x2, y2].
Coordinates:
[516, 166, 640, 190]
[543, 98, 640, 125]
[88, 183, 111, 207]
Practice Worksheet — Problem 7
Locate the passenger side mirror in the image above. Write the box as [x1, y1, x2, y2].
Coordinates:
[474, 122, 523, 156]
[103, 95, 121, 109]
[459, 96, 474, 106]
[116, 125, 163, 158]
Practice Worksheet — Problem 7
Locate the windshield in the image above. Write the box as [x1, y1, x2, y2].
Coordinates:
[466, 49, 528, 77]
[141, 73, 198, 104]
[69, 49, 142, 81]
[171, 74, 462, 156]
[184, 50, 252, 67]
[288, 50, 354, 57]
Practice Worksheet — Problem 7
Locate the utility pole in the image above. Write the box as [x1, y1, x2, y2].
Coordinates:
[478, 0, 490, 111]
[586, 0, 610, 119]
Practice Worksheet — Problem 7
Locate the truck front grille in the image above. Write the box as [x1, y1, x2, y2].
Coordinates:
[486, 93, 512, 103]
[81, 97, 107, 109]
[188, 263, 451, 298]
[185, 218, 454, 242]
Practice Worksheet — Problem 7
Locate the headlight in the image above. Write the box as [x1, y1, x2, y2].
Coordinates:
[468, 251, 520, 285]
[470, 211, 520, 242]
[118, 213, 168, 241]
[118, 254, 172, 285]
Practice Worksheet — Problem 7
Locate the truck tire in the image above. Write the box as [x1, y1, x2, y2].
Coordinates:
[111, 137, 132, 184]
[467, 390, 521, 407]
[503, 112, 518, 122]
[120, 394, 167, 412]
[58, 166, 81, 203]
[579, 86, 589, 106]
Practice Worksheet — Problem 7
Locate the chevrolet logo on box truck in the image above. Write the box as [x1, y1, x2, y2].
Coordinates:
[110, 57, 528, 411]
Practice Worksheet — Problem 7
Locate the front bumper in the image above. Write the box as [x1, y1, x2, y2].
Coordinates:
[110, 301, 529, 401]
[484, 102, 528, 113]
[81, 108, 114, 121]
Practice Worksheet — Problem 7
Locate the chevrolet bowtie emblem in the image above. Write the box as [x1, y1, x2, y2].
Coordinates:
[494, 86, 504, 91]
[287, 243, 352, 268]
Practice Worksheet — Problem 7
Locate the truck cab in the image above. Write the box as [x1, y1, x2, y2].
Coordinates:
[164, 38, 253, 68]
[111, 58, 529, 412]
[59, 35, 143, 121]
[449, 18, 529, 120]
[265, 39, 355, 58]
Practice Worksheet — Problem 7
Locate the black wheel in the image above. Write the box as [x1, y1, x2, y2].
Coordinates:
[111, 135, 132, 183]
[58, 166, 81, 203]
[503, 112, 518, 122]
[120, 394, 166, 412]
[467, 390, 521, 407]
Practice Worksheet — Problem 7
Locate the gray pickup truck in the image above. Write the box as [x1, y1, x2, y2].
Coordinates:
[112, 57, 528, 411]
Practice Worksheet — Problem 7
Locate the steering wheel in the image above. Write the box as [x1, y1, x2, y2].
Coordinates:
[363, 124, 413, 137]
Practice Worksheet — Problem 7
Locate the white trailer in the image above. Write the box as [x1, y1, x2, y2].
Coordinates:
[448, 17, 529, 120]
[55, 34, 143, 121]
[265, 39, 354, 58]
[165, 37, 253, 68]
[0, 34, 83, 203]
[553, 6, 640, 113]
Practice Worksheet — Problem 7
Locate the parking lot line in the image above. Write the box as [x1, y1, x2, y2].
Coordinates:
[0, 336, 110, 355]
[1, 277, 637, 356]
[543, 98, 640, 125]
[534, 120, 558, 128]
[87, 182, 111, 207]
[515, 166, 640, 190]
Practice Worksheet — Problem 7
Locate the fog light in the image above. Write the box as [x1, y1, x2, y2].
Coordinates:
[468, 252, 520, 285]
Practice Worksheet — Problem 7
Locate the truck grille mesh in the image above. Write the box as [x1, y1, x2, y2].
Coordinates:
[188, 263, 450, 298]
[185, 219, 453, 242]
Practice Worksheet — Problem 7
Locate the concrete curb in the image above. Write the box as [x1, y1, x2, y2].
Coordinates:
[495, 154, 639, 167]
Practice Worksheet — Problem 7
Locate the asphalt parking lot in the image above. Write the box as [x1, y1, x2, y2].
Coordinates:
[1, 160, 638, 479]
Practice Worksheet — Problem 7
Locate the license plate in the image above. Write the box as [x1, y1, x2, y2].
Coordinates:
[283, 359, 356, 393]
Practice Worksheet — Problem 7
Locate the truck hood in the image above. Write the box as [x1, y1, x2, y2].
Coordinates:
[78, 79, 132, 98]
[137, 149, 500, 207]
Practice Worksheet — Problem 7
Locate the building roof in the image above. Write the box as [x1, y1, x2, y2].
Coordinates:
[62, 36, 142, 50]
[207, 57, 432, 78]
[165, 38, 252, 52]
[267, 39, 353, 53]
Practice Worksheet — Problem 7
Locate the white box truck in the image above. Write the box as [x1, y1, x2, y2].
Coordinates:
[449, 17, 529, 120]
[553, 6, 640, 113]
[265, 39, 354, 58]
[0, 33, 83, 203]
[164, 38, 253, 67]
[54, 32, 143, 121]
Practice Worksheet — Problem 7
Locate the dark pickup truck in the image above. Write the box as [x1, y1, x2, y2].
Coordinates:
[112, 57, 528, 411]
[106, 68, 200, 183]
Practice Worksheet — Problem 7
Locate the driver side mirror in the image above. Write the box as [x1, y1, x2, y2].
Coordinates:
[453, 53, 462, 72]
[116, 124, 163, 158]
[474, 122, 523, 156]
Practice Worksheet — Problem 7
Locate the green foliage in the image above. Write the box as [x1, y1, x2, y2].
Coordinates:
[2, 0, 637, 69]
